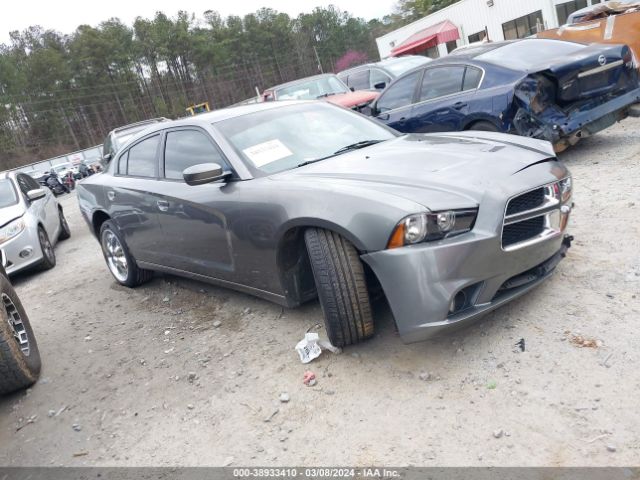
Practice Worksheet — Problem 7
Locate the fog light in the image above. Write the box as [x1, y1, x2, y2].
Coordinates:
[19, 248, 33, 258]
[449, 290, 468, 314]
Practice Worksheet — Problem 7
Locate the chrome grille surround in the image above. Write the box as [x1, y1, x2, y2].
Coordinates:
[501, 179, 571, 251]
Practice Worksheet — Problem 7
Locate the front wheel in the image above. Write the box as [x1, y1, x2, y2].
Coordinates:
[58, 209, 71, 240]
[99, 220, 153, 287]
[304, 228, 374, 348]
[37, 227, 56, 270]
[0, 273, 41, 395]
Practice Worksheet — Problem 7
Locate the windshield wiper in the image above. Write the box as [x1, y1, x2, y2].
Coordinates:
[316, 92, 339, 99]
[296, 140, 385, 168]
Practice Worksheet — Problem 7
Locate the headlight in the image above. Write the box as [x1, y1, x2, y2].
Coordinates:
[0, 218, 26, 245]
[559, 176, 572, 203]
[387, 209, 478, 249]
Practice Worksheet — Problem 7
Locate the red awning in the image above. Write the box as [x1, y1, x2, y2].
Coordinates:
[390, 20, 460, 57]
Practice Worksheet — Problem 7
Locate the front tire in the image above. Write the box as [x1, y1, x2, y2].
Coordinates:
[58, 209, 71, 240]
[0, 273, 41, 395]
[37, 227, 56, 270]
[99, 220, 153, 287]
[304, 228, 374, 348]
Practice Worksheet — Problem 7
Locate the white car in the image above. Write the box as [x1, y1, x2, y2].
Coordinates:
[52, 162, 78, 179]
[0, 171, 71, 274]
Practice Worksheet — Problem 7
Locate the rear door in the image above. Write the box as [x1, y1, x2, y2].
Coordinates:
[373, 69, 422, 132]
[107, 133, 165, 264]
[154, 127, 235, 278]
[409, 65, 482, 133]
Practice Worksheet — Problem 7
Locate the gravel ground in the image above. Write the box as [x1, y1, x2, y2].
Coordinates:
[0, 119, 639, 467]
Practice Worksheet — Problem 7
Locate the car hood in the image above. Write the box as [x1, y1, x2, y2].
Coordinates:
[325, 90, 379, 107]
[273, 132, 557, 211]
[0, 204, 25, 228]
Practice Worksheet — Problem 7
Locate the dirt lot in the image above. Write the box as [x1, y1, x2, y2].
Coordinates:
[1, 120, 639, 467]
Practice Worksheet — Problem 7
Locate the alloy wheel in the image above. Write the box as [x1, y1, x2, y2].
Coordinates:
[101, 229, 128, 282]
[2, 293, 30, 356]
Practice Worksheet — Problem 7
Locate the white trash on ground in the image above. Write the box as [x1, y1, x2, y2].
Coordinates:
[295, 332, 342, 363]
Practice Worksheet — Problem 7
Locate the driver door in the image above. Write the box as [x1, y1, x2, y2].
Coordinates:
[154, 127, 235, 278]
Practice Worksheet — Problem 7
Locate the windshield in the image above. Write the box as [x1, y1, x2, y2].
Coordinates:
[384, 56, 431, 76]
[0, 179, 18, 208]
[274, 76, 349, 100]
[215, 103, 397, 174]
[476, 39, 585, 70]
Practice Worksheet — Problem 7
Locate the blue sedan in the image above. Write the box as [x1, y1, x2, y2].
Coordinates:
[371, 38, 640, 151]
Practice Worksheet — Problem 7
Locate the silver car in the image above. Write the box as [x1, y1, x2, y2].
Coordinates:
[0, 171, 71, 274]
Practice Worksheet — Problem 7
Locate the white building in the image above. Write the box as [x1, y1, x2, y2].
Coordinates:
[376, 0, 604, 59]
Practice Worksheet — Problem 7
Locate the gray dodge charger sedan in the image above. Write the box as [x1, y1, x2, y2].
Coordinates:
[77, 101, 573, 346]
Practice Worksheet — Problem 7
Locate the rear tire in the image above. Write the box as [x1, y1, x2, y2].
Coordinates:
[58, 209, 71, 240]
[0, 273, 41, 395]
[37, 227, 56, 270]
[468, 120, 500, 132]
[304, 228, 374, 348]
[99, 220, 153, 287]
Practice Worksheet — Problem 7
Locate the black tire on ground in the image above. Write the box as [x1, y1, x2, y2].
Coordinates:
[99, 220, 153, 288]
[58, 208, 71, 240]
[0, 273, 41, 395]
[304, 228, 374, 348]
[37, 226, 56, 270]
[468, 121, 500, 132]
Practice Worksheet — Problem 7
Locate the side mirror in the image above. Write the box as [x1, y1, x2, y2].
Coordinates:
[349, 86, 355, 92]
[183, 163, 229, 186]
[374, 82, 387, 90]
[103, 153, 112, 163]
[27, 188, 46, 201]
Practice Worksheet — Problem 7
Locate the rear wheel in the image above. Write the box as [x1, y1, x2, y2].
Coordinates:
[468, 120, 500, 132]
[0, 273, 41, 395]
[99, 220, 153, 287]
[58, 209, 71, 240]
[37, 227, 56, 270]
[304, 228, 374, 348]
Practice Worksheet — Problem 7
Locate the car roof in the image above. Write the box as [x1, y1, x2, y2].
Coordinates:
[339, 56, 428, 75]
[119, 101, 316, 138]
[111, 118, 169, 135]
[266, 74, 340, 92]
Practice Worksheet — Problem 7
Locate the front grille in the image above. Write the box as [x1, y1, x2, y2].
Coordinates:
[505, 188, 545, 216]
[502, 216, 545, 248]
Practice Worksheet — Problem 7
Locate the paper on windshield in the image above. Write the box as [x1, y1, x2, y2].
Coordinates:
[243, 139, 293, 167]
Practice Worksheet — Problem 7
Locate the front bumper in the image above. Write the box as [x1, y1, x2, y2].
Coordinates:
[2, 227, 44, 275]
[362, 221, 572, 343]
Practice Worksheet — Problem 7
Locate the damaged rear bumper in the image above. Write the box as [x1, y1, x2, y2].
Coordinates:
[514, 87, 640, 148]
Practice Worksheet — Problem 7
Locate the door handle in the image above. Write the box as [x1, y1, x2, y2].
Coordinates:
[107, 191, 115, 201]
[453, 102, 468, 110]
[157, 200, 169, 212]
[398, 116, 407, 125]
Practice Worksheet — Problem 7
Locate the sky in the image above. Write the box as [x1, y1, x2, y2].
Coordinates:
[1, 0, 397, 43]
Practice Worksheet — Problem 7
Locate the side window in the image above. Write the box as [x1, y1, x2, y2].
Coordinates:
[376, 71, 421, 112]
[418, 66, 465, 102]
[127, 135, 159, 177]
[346, 69, 370, 90]
[164, 130, 226, 180]
[370, 69, 391, 89]
[118, 151, 129, 175]
[463, 67, 483, 90]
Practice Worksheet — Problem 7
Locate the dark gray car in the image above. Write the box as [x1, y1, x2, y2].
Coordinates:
[77, 101, 573, 346]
